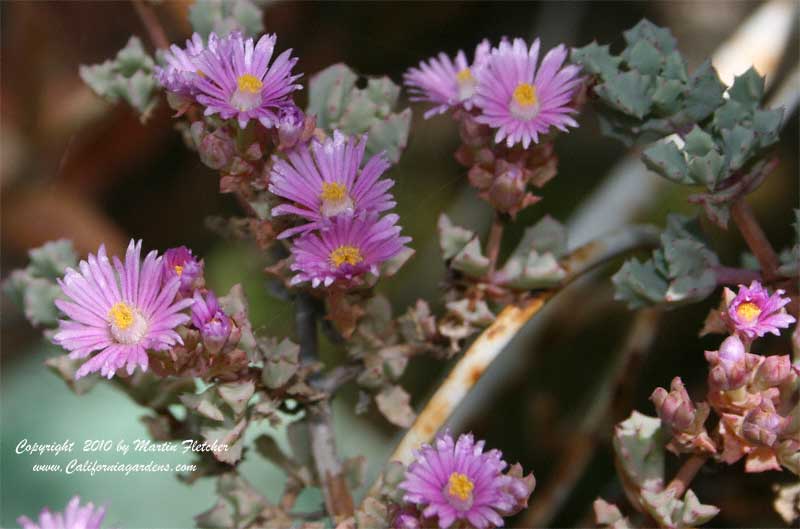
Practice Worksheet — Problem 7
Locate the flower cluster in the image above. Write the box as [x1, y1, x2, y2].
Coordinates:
[651, 281, 799, 473]
[18, 496, 111, 529]
[405, 37, 583, 148]
[405, 38, 582, 216]
[269, 130, 411, 288]
[52, 240, 237, 380]
[155, 31, 302, 129]
[397, 431, 535, 529]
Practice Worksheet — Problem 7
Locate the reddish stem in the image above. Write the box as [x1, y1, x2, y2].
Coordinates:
[730, 199, 781, 282]
[713, 266, 762, 286]
[132, 0, 170, 50]
[665, 454, 708, 498]
[486, 213, 504, 275]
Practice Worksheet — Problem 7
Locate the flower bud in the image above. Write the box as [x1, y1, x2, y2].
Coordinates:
[489, 162, 526, 213]
[191, 291, 233, 355]
[651, 377, 699, 432]
[162, 247, 204, 297]
[199, 128, 236, 170]
[753, 355, 793, 390]
[468, 165, 494, 190]
[277, 105, 307, 150]
[392, 508, 420, 529]
[706, 335, 755, 391]
[742, 396, 790, 447]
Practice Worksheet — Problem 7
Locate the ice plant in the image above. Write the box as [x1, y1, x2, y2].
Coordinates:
[404, 40, 490, 118]
[154, 33, 217, 96]
[194, 32, 302, 128]
[726, 281, 796, 339]
[162, 246, 204, 297]
[473, 38, 582, 148]
[18, 496, 109, 529]
[269, 130, 395, 238]
[399, 431, 517, 529]
[289, 213, 410, 287]
[191, 290, 232, 352]
[53, 240, 193, 379]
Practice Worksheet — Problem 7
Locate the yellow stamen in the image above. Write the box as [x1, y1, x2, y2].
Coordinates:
[196, 69, 206, 78]
[237, 74, 263, 94]
[174, 265, 184, 277]
[447, 472, 474, 501]
[330, 245, 363, 267]
[109, 302, 135, 330]
[736, 301, 761, 322]
[512, 82, 538, 107]
[456, 68, 473, 83]
[320, 182, 347, 202]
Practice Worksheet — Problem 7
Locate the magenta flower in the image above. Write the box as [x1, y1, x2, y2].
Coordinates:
[154, 33, 217, 96]
[727, 281, 795, 339]
[404, 40, 490, 118]
[289, 213, 411, 288]
[191, 290, 232, 352]
[162, 246, 204, 297]
[474, 38, 583, 148]
[53, 240, 193, 379]
[194, 32, 302, 129]
[399, 431, 516, 529]
[269, 130, 395, 239]
[18, 496, 109, 529]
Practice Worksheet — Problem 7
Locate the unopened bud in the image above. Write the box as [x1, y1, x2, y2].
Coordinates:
[706, 335, 754, 391]
[199, 128, 236, 170]
[468, 165, 494, 190]
[753, 355, 793, 389]
[489, 162, 526, 213]
[742, 397, 790, 447]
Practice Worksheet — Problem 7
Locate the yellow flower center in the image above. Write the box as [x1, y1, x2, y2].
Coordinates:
[320, 182, 347, 202]
[174, 265, 184, 277]
[736, 301, 762, 322]
[330, 245, 363, 268]
[237, 74, 263, 94]
[196, 69, 206, 78]
[447, 472, 474, 501]
[109, 302, 135, 330]
[456, 68, 473, 83]
[513, 83, 538, 107]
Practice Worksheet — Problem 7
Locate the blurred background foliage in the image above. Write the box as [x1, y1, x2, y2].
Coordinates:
[1, 1, 798, 528]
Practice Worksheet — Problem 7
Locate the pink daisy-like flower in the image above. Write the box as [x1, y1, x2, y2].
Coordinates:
[399, 432, 516, 529]
[474, 38, 583, 148]
[289, 213, 411, 287]
[154, 33, 218, 96]
[194, 32, 302, 129]
[53, 240, 193, 379]
[404, 40, 490, 118]
[269, 130, 395, 239]
[18, 496, 110, 529]
[727, 281, 795, 339]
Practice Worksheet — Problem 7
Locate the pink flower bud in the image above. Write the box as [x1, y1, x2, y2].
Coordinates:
[706, 335, 755, 391]
[489, 162, 526, 213]
[199, 128, 236, 170]
[753, 355, 793, 389]
[742, 397, 790, 447]
[651, 377, 698, 432]
[468, 165, 494, 190]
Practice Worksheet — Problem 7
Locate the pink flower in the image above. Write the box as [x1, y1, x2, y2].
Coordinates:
[473, 38, 583, 148]
[269, 130, 395, 239]
[18, 496, 110, 529]
[399, 432, 516, 529]
[404, 40, 490, 118]
[289, 213, 410, 288]
[727, 281, 795, 339]
[53, 240, 193, 379]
